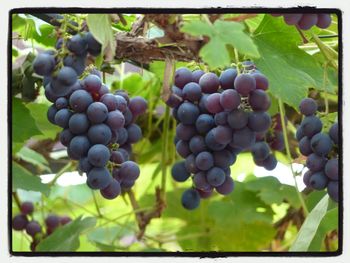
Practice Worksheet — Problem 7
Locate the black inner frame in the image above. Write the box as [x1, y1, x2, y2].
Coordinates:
[8, 7, 343, 257]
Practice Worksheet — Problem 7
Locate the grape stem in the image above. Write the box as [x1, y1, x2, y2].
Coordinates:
[12, 192, 21, 210]
[278, 99, 309, 216]
[295, 26, 308, 44]
[91, 190, 103, 218]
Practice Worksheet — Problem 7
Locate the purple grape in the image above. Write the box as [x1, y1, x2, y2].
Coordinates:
[195, 151, 214, 171]
[59, 129, 74, 146]
[310, 133, 333, 156]
[299, 98, 318, 116]
[12, 214, 28, 231]
[212, 125, 233, 145]
[20, 202, 34, 215]
[214, 112, 228, 126]
[192, 69, 205, 83]
[251, 141, 270, 161]
[299, 136, 313, 156]
[182, 82, 202, 102]
[115, 95, 128, 112]
[45, 214, 60, 230]
[57, 66, 77, 86]
[55, 97, 68, 109]
[317, 14, 332, 29]
[106, 110, 125, 130]
[181, 188, 200, 210]
[68, 135, 90, 159]
[100, 179, 121, 199]
[205, 130, 226, 151]
[196, 114, 215, 135]
[252, 73, 269, 90]
[309, 171, 328, 190]
[171, 161, 191, 182]
[100, 94, 118, 111]
[329, 123, 338, 145]
[110, 150, 125, 164]
[206, 167, 226, 187]
[185, 154, 199, 174]
[69, 90, 93, 112]
[219, 68, 237, 90]
[88, 124, 112, 145]
[248, 111, 271, 132]
[327, 181, 339, 203]
[234, 73, 256, 97]
[87, 102, 108, 124]
[189, 135, 207, 154]
[129, 96, 148, 116]
[227, 109, 249, 130]
[176, 140, 191, 158]
[87, 144, 110, 167]
[33, 53, 55, 76]
[87, 167, 112, 190]
[215, 175, 234, 195]
[213, 149, 235, 168]
[78, 157, 92, 173]
[69, 113, 90, 134]
[232, 127, 256, 149]
[262, 154, 277, 171]
[47, 105, 58, 125]
[119, 161, 140, 181]
[283, 14, 303, 25]
[126, 124, 142, 143]
[325, 158, 338, 181]
[199, 72, 220, 93]
[67, 34, 88, 55]
[206, 93, 223, 114]
[303, 170, 313, 187]
[25, 221, 41, 237]
[174, 67, 193, 88]
[306, 153, 327, 172]
[60, 216, 72, 225]
[54, 109, 72, 128]
[298, 14, 318, 30]
[248, 90, 271, 111]
[220, 89, 241, 111]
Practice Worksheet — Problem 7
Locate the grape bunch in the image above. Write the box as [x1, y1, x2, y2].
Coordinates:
[33, 31, 148, 200]
[271, 13, 332, 30]
[167, 62, 277, 210]
[296, 98, 339, 202]
[12, 201, 71, 251]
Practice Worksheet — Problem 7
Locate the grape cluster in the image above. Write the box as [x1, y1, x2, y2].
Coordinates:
[271, 13, 332, 30]
[33, 32, 148, 200]
[167, 62, 277, 210]
[12, 201, 71, 251]
[296, 98, 339, 202]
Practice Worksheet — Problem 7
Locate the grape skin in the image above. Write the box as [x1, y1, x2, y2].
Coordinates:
[212, 125, 233, 145]
[205, 93, 223, 114]
[299, 98, 318, 116]
[195, 151, 214, 171]
[88, 144, 111, 167]
[199, 73, 220, 93]
[69, 113, 90, 134]
[100, 179, 121, 200]
[20, 202, 34, 215]
[206, 167, 226, 187]
[69, 135, 91, 159]
[106, 110, 125, 130]
[309, 171, 328, 190]
[251, 142, 270, 161]
[175, 67, 193, 88]
[181, 189, 200, 210]
[185, 154, 199, 174]
[119, 161, 140, 181]
[12, 214, 29, 231]
[176, 123, 196, 141]
[54, 109, 72, 128]
[252, 73, 269, 90]
[317, 14, 332, 29]
[129, 96, 148, 116]
[171, 161, 191, 182]
[298, 136, 313, 156]
[177, 102, 200, 125]
[329, 123, 338, 145]
[248, 111, 271, 133]
[87, 102, 108, 124]
[327, 181, 339, 202]
[69, 90, 93, 112]
[232, 127, 256, 149]
[127, 124, 142, 143]
[182, 82, 202, 102]
[234, 73, 256, 97]
[189, 135, 207, 154]
[220, 89, 241, 111]
[176, 140, 191, 158]
[192, 69, 205, 83]
[227, 109, 249, 130]
[306, 153, 327, 172]
[298, 14, 318, 30]
[88, 124, 112, 145]
[87, 167, 112, 190]
[25, 221, 42, 237]
[215, 175, 234, 195]
[325, 158, 338, 181]
[248, 90, 271, 111]
[193, 172, 211, 191]
[310, 133, 333, 156]
[219, 68, 237, 90]
[33, 53, 55, 76]
[196, 114, 215, 134]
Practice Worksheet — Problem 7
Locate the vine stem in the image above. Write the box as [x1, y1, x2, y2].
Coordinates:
[91, 190, 103, 218]
[12, 192, 21, 210]
[49, 161, 74, 186]
[161, 106, 170, 198]
[278, 99, 309, 216]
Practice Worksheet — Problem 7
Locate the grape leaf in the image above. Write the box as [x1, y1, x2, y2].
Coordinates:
[12, 161, 50, 196]
[181, 20, 259, 69]
[289, 195, 329, 251]
[253, 15, 333, 110]
[86, 14, 115, 61]
[16, 147, 51, 172]
[12, 98, 42, 152]
[36, 216, 96, 251]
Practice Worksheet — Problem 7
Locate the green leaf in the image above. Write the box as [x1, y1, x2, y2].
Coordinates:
[289, 195, 329, 251]
[181, 20, 259, 69]
[12, 98, 42, 152]
[16, 147, 51, 172]
[36, 216, 96, 251]
[12, 161, 50, 196]
[25, 102, 61, 140]
[86, 14, 116, 60]
[253, 15, 328, 110]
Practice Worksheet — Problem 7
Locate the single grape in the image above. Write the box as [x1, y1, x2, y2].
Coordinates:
[55, 97, 68, 110]
[182, 82, 202, 102]
[205, 93, 223, 114]
[205, 130, 227, 151]
[215, 175, 234, 195]
[47, 105, 58, 125]
[185, 154, 199, 174]
[299, 98, 318, 116]
[325, 158, 338, 181]
[329, 122, 338, 145]
[129, 96, 148, 116]
[283, 14, 303, 25]
[177, 102, 200, 125]
[327, 181, 339, 203]
[98, 84, 110, 97]
[181, 188, 200, 210]
[110, 150, 125, 164]
[193, 172, 211, 191]
[59, 129, 74, 146]
[115, 95, 128, 113]
[174, 67, 193, 88]
[100, 179, 121, 199]
[192, 69, 205, 83]
[54, 109, 72, 128]
[67, 34, 88, 55]
[309, 171, 328, 190]
[232, 127, 256, 149]
[248, 90, 271, 111]
[198, 94, 209, 113]
[195, 151, 214, 171]
[25, 221, 42, 237]
[252, 73, 269, 90]
[69, 90, 93, 112]
[87, 124, 112, 145]
[87, 167, 112, 190]
[114, 90, 130, 104]
[126, 124, 142, 143]
[78, 157, 92, 173]
[316, 14, 332, 29]
[219, 68, 237, 90]
[88, 144, 110, 167]
[44, 84, 60, 103]
[212, 125, 233, 145]
[60, 216, 72, 225]
[20, 202, 34, 215]
[45, 214, 60, 230]
[117, 127, 129, 145]
[214, 112, 228, 126]
[195, 114, 215, 134]
[199, 72, 220, 93]
[310, 133, 333, 156]
[298, 14, 318, 30]
[33, 53, 55, 76]
[248, 111, 271, 132]
[189, 135, 207, 154]
[84, 32, 102, 54]
[206, 167, 226, 187]
[251, 141, 270, 161]
[12, 214, 28, 230]
[299, 136, 313, 156]
[234, 73, 256, 97]
[57, 66, 77, 86]
[220, 89, 241, 111]
[106, 110, 125, 130]
[87, 102, 108, 124]
[213, 149, 235, 168]
[227, 109, 249, 130]
[176, 140, 191, 158]
[68, 135, 91, 159]
[171, 161, 191, 182]
[123, 108, 134, 126]
[69, 113, 90, 134]
[119, 161, 140, 181]
[100, 94, 118, 111]
[63, 54, 86, 76]
[197, 188, 213, 199]
[303, 170, 313, 187]
[306, 153, 327, 172]
[296, 126, 305, 141]
[262, 154, 277, 171]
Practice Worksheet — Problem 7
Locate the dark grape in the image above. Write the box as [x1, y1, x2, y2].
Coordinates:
[100, 94, 118, 111]
[47, 105, 58, 125]
[25, 221, 41, 237]
[20, 202, 34, 215]
[100, 179, 121, 200]
[306, 153, 327, 172]
[206, 167, 226, 187]
[123, 108, 134, 126]
[220, 89, 241, 111]
[213, 149, 235, 168]
[176, 140, 191, 158]
[262, 154, 277, 171]
[205, 93, 223, 114]
[214, 112, 228, 126]
[171, 161, 191, 182]
[177, 102, 200, 125]
[33, 53, 55, 76]
[192, 69, 205, 83]
[195, 151, 214, 171]
[185, 154, 199, 174]
[199, 72, 220, 93]
[329, 123, 338, 145]
[182, 82, 202, 102]
[212, 125, 233, 145]
[232, 127, 256, 149]
[176, 124, 196, 141]
[299, 98, 317, 116]
[110, 150, 125, 164]
[54, 109, 72, 128]
[67, 34, 88, 55]
[227, 109, 249, 130]
[88, 124, 112, 145]
[283, 14, 303, 25]
[309, 171, 328, 190]
[317, 14, 332, 29]
[87, 167, 112, 190]
[196, 114, 215, 134]
[59, 129, 74, 146]
[248, 90, 271, 111]
[12, 214, 28, 231]
[84, 32, 102, 54]
[87, 102, 108, 124]
[327, 181, 339, 203]
[55, 97, 68, 109]
[45, 214, 60, 230]
[252, 73, 269, 90]
[197, 188, 213, 199]
[174, 67, 193, 88]
[115, 95, 128, 113]
[296, 127, 304, 141]
[69, 90, 93, 112]
[60, 216, 72, 225]
[298, 14, 318, 30]
[128, 96, 148, 116]
[78, 157, 92, 173]
[251, 142, 270, 161]
[69, 113, 90, 134]
[193, 172, 211, 191]
[234, 73, 256, 96]
[325, 158, 338, 181]
[68, 135, 90, 159]
[198, 94, 209, 114]
[299, 136, 313, 156]
[205, 130, 226, 151]
[248, 111, 271, 132]
[310, 133, 333, 156]
[215, 175, 234, 195]
[303, 170, 313, 187]
[127, 124, 142, 143]
[119, 161, 140, 181]
[189, 135, 207, 154]
[44, 84, 60, 103]
[116, 128, 128, 145]
[57, 66, 77, 86]
[63, 54, 86, 75]
[181, 189, 200, 210]
[219, 68, 237, 90]
[88, 144, 110, 167]
[106, 110, 125, 130]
